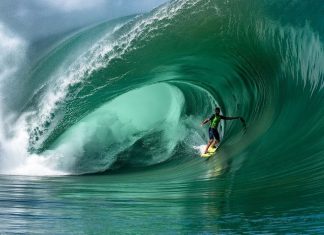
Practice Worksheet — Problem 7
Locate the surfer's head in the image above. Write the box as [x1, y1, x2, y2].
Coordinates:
[215, 107, 220, 115]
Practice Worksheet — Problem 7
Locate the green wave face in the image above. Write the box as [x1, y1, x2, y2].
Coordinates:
[1, 0, 323, 232]
[23, 0, 324, 179]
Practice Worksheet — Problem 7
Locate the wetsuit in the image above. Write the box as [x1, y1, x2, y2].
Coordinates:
[208, 114, 220, 141]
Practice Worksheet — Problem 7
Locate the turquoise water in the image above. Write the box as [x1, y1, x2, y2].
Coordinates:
[0, 0, 324, 233]
[1, 175, 324, 234]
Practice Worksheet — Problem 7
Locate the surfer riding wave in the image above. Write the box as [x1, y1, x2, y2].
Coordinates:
[201, 107, 246, 154]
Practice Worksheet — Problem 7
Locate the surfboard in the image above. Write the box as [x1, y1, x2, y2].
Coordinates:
[201, 146, 217, 158]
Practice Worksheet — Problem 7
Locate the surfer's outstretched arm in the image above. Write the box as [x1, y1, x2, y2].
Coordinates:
[201, 118, 210, 126]
[221, 115, 246, 129]
[220, 115, 240, 120]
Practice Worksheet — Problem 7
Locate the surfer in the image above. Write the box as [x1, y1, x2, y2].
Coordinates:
[201, 107, 245, 154]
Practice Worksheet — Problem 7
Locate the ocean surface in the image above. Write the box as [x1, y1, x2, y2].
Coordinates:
[0, 0, 323, 234]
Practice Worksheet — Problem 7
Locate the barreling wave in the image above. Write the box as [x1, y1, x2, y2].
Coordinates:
[0, 0, 323, 189]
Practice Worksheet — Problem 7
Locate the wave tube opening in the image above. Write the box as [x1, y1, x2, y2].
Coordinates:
[38, 82, 191, 174]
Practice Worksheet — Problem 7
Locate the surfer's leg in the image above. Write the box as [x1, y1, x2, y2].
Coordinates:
[210, 129, 220, 148]
[204, 139, 213, 154]
[211, 139, 218, 148]
[204, 128, 214, 153]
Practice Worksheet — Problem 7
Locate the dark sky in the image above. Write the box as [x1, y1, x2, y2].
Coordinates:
[0, 0, 168, 40]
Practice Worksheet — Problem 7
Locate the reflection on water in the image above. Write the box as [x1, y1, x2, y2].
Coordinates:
[1, 172, 323, 234]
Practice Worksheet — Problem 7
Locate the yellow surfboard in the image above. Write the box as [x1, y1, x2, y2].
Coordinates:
[201, 146, 217, 158]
